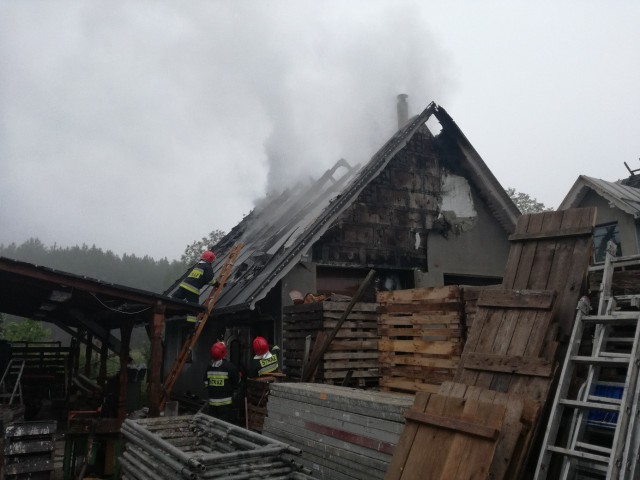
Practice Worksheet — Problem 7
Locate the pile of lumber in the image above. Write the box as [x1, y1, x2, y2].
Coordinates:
[377, 286, 463, 394]
[283, 301, 379, 387]
[263, 383, 413, 480]
[386, 208, 597, 479]
[120, 414, 313, 479]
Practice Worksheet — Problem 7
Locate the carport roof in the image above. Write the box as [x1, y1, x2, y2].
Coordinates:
[0, 256, 204, 335]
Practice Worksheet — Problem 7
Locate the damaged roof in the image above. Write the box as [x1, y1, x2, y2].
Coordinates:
[167, 102, 519, 314]
[559, 175, 640, 217]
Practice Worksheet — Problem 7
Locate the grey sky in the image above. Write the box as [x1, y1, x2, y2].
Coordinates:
[1, 1, 639, 261]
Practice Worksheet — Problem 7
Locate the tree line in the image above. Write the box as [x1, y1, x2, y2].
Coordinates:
[0, 238, 190, 294]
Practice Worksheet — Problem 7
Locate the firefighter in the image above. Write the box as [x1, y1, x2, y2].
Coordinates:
[172, 250, 219, 304]
[203, 342, 240, 423]
[248, 336, 280, 378]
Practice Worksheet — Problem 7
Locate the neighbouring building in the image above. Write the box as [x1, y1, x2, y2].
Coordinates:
[559, 172, 640, 262]
[164, 98, 520, 397]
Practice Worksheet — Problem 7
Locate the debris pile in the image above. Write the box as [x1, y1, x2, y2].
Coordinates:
[120, 413, 313, 479]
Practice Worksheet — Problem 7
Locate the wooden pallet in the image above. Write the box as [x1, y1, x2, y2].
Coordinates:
[283, 301, 380, 387]
[385, 385, 524, 480]
[377, 286, 463, 394]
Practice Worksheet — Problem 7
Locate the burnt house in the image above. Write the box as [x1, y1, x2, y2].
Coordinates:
[164, 100, 520, 395]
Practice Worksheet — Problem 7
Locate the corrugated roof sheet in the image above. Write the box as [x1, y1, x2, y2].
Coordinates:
[559, 175, 640, 217]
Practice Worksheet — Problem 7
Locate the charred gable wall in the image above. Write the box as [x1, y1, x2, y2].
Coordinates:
[312, 127, 441, 268]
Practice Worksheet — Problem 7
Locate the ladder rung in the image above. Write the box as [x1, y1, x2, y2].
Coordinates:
[571, 356, 631, 366]
[600, 351, 631, 359]
[583, 313, 640, 323]
[587, 395, 623, 406]
[606, 337, 634, 344]
[589, 254, 640, 270]
[558, 399, 620, 412]
[574, 441, 613, 455]
[547, 445, 611, 464]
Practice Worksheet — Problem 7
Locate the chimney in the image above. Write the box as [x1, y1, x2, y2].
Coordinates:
[397, 94, 409, 129]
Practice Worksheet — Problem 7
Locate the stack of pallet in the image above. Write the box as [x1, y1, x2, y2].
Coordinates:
[263, 383, 413, 480]
[386, 208, 597, 479]
[377, 286, 463, 394]
[283, 301, 379, 387]
[1, 421, 57, 480]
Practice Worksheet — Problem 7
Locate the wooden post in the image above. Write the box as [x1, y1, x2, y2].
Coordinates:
[149, 302, 165, 417]
[118, 319, 133, 423]
[84, 333, 93, 377]
[98, 340, 109, 387]
[302, 269, 376, 382]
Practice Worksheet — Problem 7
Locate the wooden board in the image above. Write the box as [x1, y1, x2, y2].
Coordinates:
[502, 207, 596, 338]
[385, 391, 523, 480]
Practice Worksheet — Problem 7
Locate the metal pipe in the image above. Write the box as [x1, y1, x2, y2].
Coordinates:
[123, 420, 205, 471]
[127, 445, 197, 480]
[122, 427, 199, 477]
[203, 466, 293, 480]
[120, 456, 155, 480]
[123, 451, 172, 480]
[200, 461, 289, 478]
[194, 445, 286, 464]
[194, 413, 302, 453]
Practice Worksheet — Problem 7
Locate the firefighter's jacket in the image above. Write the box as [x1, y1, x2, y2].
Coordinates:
[178, 260, 215, 296]
[203, 359, 240, 407]
[249, 351, 280, 378]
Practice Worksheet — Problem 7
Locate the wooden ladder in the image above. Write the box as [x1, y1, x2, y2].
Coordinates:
[535, 241, 640, 479]
[160, 243, 243, 409]
[0, 358, 25, 405]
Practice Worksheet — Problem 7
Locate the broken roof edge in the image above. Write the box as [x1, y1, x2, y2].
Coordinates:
[240, 102, 440, 310]
[433, 106, 520, 233]
[559, 175, 640, 218]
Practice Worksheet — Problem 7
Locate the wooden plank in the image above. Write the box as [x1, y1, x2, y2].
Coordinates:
[379, 353, 457, 369]
[403, 409, 500, 440]
[511, 212, 545, 290]
[378, 303, 461, 314]
[378, 313, 460, 326]
[462, 352, 553, 377]
[379, 378, 441, 394]
[377, 286, 460, 303]
[508, 224, 593, 241]
[502, 214, 531, 289]
[477, 289, 555, 310]
[378, 339, 456, 355]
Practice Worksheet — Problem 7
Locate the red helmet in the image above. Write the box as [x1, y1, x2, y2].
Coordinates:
[210, 342, 227, 360]
[253, 336, 269, 356]
[201, 251, 216, 264]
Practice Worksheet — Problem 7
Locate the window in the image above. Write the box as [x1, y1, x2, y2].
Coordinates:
[593, 222, 622, 263]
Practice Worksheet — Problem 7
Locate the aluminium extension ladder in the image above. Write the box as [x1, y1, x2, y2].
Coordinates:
[160, 243, 244, 410]
[535, 241, 640, 480]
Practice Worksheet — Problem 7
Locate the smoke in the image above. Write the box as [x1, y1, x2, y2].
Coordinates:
[0, 1, 453, 259]
[256, 2, 453, 193]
